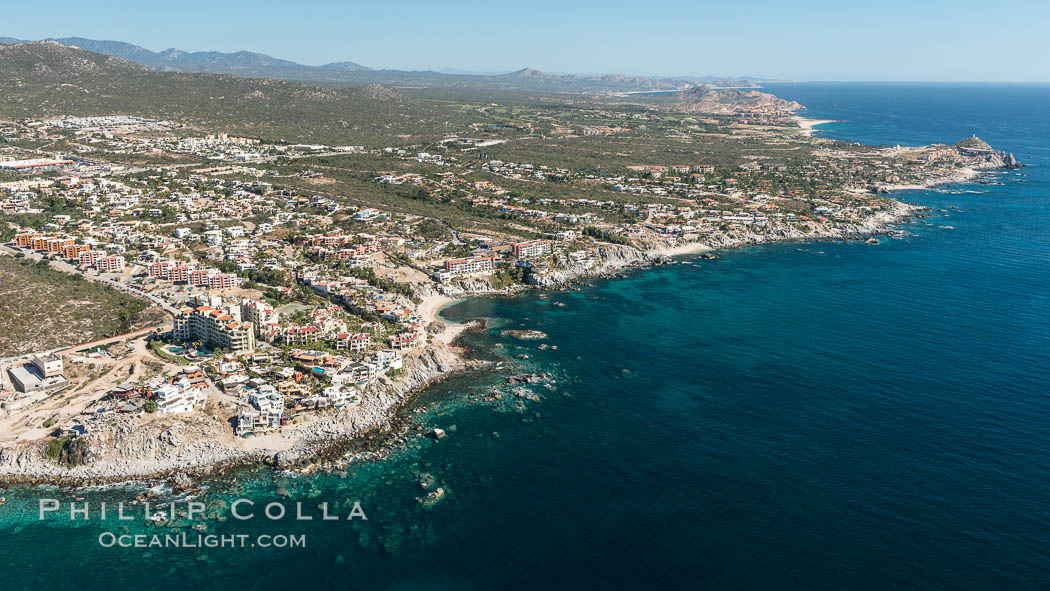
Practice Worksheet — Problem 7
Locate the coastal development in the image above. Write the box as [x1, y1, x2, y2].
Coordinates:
[0, 41, 1023, 485]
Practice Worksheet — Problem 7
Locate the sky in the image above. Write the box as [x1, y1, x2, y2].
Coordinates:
[4, 0, 1049, 81]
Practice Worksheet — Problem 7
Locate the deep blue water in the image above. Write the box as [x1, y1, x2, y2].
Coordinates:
[2, 83, 1049, 590]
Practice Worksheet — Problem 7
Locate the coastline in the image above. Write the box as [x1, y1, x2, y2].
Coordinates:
[861, 166, 982, 193]
[0, 177, 982, 488]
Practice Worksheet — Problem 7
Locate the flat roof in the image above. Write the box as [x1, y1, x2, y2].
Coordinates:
[8, 365, 43, 386]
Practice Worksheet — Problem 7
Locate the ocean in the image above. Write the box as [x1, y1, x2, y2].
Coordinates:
[2, 83, 1049, 590]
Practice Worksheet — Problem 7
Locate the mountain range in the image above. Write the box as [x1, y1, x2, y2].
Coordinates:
[0, 36, 757, 93]
[0, 41, 450, 145]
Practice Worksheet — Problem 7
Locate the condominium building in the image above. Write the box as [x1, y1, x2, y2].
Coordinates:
[172, 305, 256, 353]
[148, 261, 171, 279]
[32, 236, 75, 254]
[511, 239, 552, 259]
[13, 232, 40, 247]
[96, 255, 126, 273]
[334, 332, 371, 352]
[444, 255, 495, 276]
[79, 250, 103, 266]
[240, 299, 279, 339]
[60, 243, 91, 261]
[169, 265, 192, 283]
[189, 269, 213, 287]
[209, 273, 237, 290]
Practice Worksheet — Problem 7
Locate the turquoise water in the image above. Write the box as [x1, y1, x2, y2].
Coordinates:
[2, 83, 1049, 589]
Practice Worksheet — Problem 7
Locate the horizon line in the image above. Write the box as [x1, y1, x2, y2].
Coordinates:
[3, 37, 1050, 84]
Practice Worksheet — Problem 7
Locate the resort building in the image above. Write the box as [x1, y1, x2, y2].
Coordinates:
[279, 326, 321, 347]
[172, 305, 256, 353]
[389, 331, 420, 350]
[443, 255, 495, 276]
[511, 239, 552, 259]
[240, 299, 279, 339]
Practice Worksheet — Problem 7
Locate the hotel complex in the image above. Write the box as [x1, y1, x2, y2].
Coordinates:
[172, 305, 256, 353]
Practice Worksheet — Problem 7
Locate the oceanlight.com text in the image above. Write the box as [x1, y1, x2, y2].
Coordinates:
[97, 532, 307, 549]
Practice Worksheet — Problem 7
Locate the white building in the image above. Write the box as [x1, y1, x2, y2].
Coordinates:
[322, 384, 357, 408]
[237, 385, 284, 434]
[154, 379, 202, 414]
[373, 349, 403, 372]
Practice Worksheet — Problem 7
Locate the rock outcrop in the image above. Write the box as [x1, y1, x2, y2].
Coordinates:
[954, 136, 1024, 169]
[530, 243, 655, 287]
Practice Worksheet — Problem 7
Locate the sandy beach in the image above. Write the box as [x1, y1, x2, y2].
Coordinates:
[795, 115, 838, 136]
[417, 291, 467, 345]
[647, 241, 715, 258]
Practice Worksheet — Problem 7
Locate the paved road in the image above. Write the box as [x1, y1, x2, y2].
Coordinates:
[60, 323, 171, 354]
[0, 321, 171, 365]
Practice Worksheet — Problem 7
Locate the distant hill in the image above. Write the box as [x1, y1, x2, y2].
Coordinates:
[953, 136, 994, 151]
[0, 41, 463, 144]
[668, 85, 804, 114]
[0, 40, 145, 78]
[0, 36, 755, 93]
[0, 36, 371, 80]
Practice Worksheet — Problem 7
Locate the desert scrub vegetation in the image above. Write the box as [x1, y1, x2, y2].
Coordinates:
[0, 256, 163, 356]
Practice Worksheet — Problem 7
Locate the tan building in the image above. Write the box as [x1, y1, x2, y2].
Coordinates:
[32, 354, 64, 378]
[173, 306, 256, 353]
[511, 240, 552, 259]
[444, 255, 495, 276]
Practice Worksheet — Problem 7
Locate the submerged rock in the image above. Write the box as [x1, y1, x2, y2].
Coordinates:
[416, 487, 446, 509]
[501, 330, 548, 340]
[418, 472, 436, 491]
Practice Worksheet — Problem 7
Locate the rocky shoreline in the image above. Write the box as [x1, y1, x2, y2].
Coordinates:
[0, 194, 952, 489]
[0, 343, 466, 488]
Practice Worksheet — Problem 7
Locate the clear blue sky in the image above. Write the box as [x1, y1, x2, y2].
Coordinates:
[4, 0, 1049, 81]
